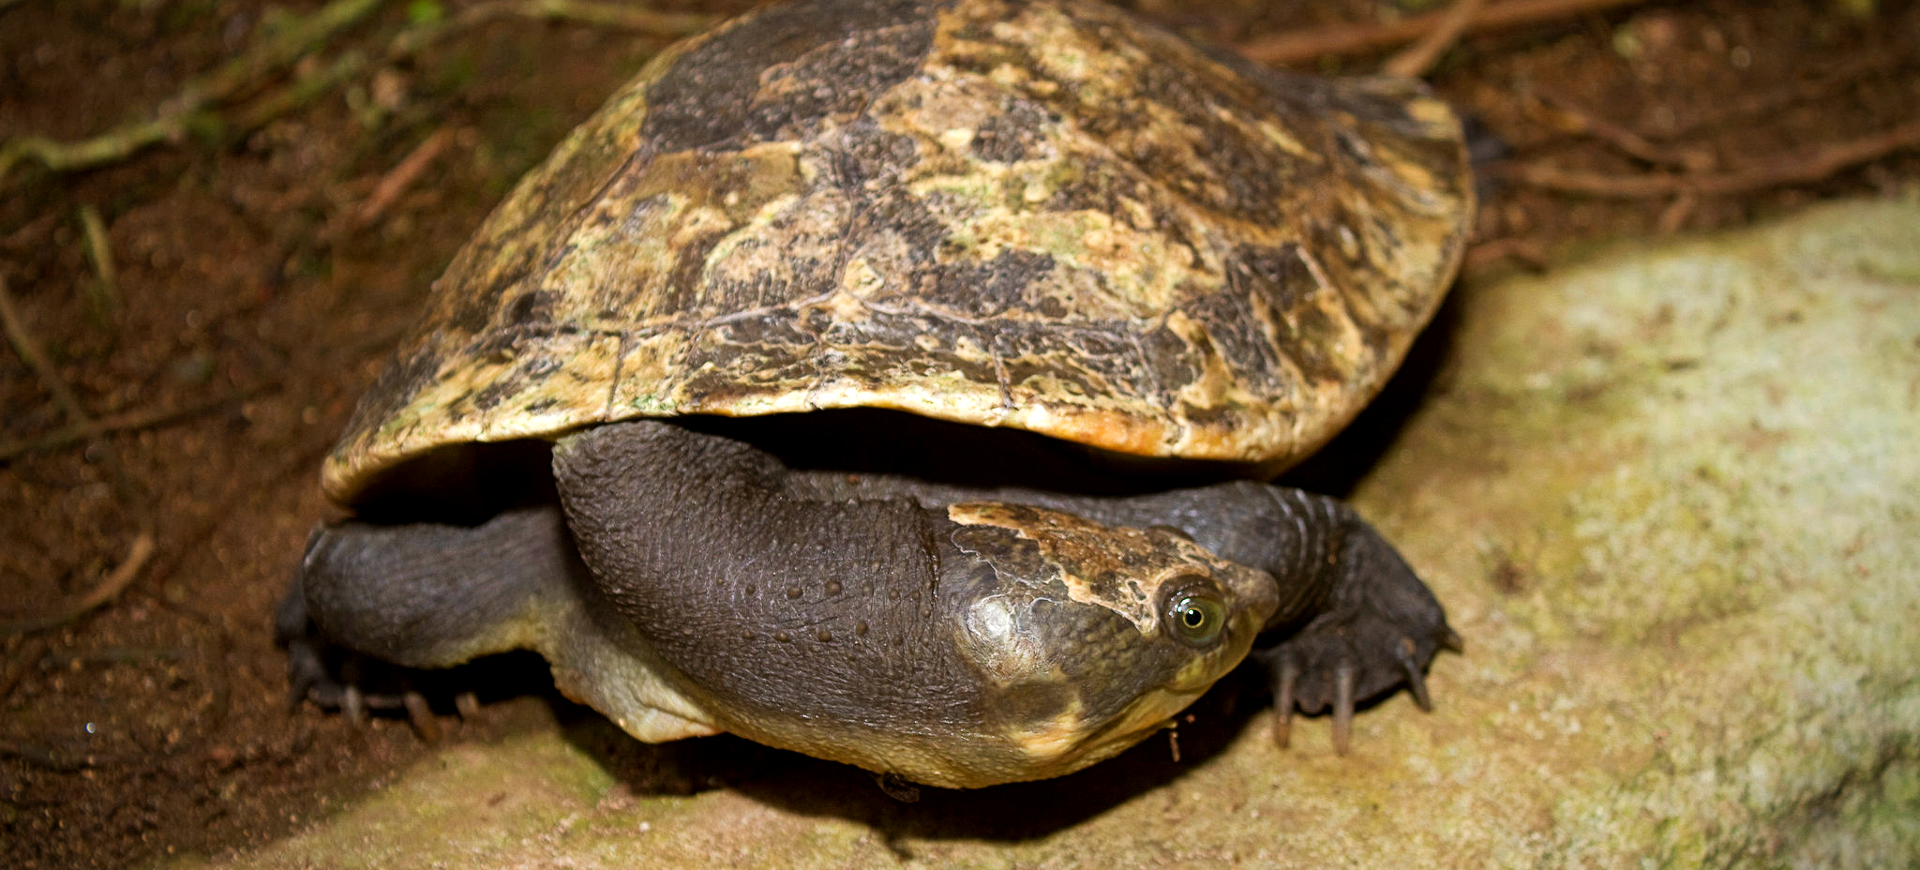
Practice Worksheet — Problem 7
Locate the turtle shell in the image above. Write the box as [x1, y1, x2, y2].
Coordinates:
[324, 0, 1472, 505]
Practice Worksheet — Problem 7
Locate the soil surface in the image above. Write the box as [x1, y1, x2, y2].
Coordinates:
[2, 1, 1915, 867]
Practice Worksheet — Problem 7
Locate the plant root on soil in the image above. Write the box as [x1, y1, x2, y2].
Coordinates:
[0, 0, 386, 185]
[1382, 0, 1488, 79]
[1521, 93, 1718, 172]
[0, 384, 271, 461]
[349, 126, 458, 231]
[1503, 119, 1920, 197]
[0, 532, 157, 634]
[77, 205, 121, 319]
[0, 274, 90, 427]
[1237, 0, 1653, 66]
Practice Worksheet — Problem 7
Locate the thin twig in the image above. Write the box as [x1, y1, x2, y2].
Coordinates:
[487, 0, 710, 33]
[0, 383, 270, 461]
[1239, 0, 1650, 66]
[77, 205, 121, 318]
[1, 532, 157, 634]
[1524, 92, 1715, 171]
[1463, 236, 1550, 271]
[1382, 0, 1487, 78]
[351, 127, 458, 230]
[1504, 119, 1920, 198]
[0, 274, 89, 426]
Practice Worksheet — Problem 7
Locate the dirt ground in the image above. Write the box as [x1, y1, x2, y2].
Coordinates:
[2, 0, 1915, 867]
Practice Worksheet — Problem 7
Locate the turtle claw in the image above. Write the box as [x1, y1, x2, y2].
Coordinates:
[1400, 655, 1433, 712]
[1254, 620, 1455, 752]
[1271, 658, 1299, 748]
[1440, 626, 1466, 654]
[346, 685, 373, 725]
[403, 690, 442, 743]
[1398, 637, 1434, 711]
[1331, 664, 1356, 755]
[456, 691, 482, 720]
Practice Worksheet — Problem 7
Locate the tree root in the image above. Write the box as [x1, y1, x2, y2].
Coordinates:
[1503, 120, 1920, 198]
[0, 384, 270, 461]
[0, 533, 156, 634]
[1238, 0, 1652, 67]
[0, 274, 89, 427]
[1382, 0, 1487, 79]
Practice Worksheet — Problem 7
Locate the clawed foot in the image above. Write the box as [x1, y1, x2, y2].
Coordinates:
[1251, 518, 1460, 753]
[276, 585, 476, 742]
[1253, 620, 1461, 752]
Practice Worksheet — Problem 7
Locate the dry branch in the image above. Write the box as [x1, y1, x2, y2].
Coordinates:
[0, 274, 89, 427]
[1240, 0, 1651, 66]
[1504, 120, 1920, 198]
[0, 384, 269, 461]
[1382, 0, 1487, 79]
[1, 533, 157, 634]
[351, 127, 458, 230]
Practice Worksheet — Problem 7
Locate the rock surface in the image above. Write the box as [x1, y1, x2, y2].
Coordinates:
[180, 198, 1920, 868]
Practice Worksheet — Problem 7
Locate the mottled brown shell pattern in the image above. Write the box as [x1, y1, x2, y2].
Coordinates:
[324, 0, 1472, 504]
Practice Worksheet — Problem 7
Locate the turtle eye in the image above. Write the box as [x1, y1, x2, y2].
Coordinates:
[1165, 584, 1227, 647]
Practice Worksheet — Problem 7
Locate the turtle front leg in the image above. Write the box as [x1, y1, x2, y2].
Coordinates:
[276, 506, 571, 735]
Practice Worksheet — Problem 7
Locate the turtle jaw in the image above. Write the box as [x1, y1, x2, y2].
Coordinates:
[946, 570, 1276, 787]
[1023, 600, 1274, 774]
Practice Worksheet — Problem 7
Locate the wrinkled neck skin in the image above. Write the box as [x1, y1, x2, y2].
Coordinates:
[553, 421, 1277, 789]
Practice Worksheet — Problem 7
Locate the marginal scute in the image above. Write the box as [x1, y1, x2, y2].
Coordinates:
[322, 0, 1472, 505]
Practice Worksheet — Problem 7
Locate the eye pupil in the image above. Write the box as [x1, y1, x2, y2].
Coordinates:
[1167, 589, 1225, 647]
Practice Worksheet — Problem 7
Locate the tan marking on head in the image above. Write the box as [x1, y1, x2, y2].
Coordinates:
[945, 501, 1249, 634]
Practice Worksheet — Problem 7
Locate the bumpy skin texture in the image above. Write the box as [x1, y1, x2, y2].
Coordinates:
[286, 422, 1453, 787]
[320, 0, 1472, 504]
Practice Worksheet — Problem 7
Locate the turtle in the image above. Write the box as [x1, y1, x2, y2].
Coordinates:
[277, 0, 1473, 790]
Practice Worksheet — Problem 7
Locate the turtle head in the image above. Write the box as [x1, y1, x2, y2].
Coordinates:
[932, 502, 1280, 785]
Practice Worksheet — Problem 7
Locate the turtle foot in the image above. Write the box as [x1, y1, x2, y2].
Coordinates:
[276, 585, 472, 743]
[1251, 521, 1458, 754]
